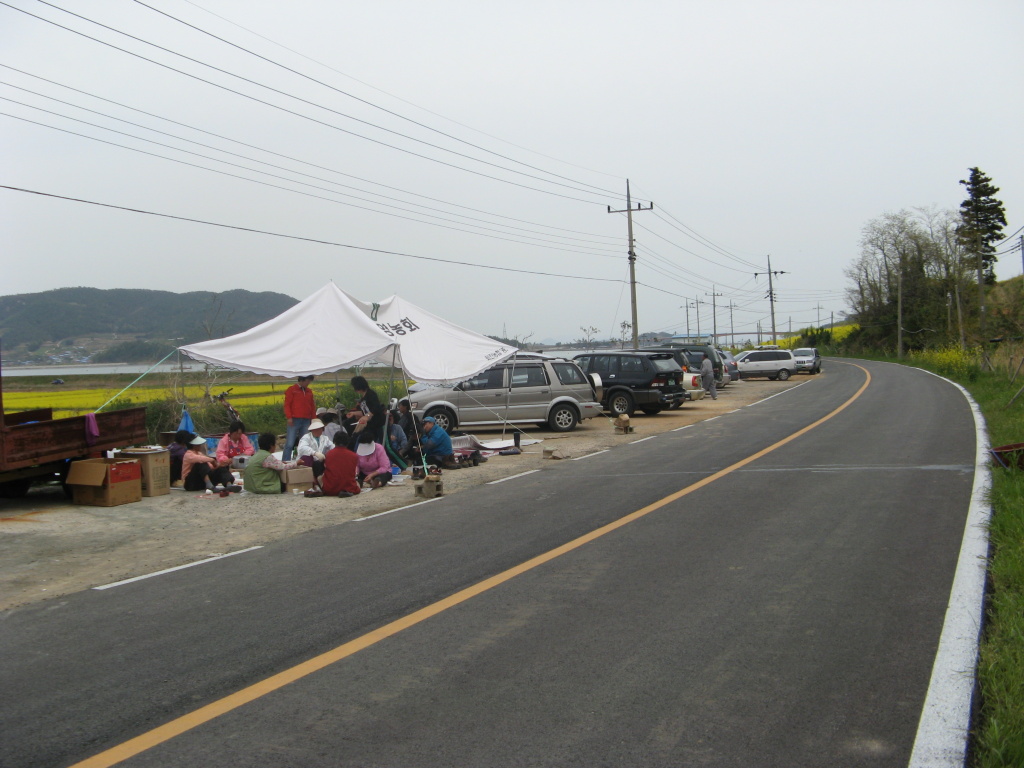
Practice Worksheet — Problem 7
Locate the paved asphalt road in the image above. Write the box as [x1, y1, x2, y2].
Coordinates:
[0, 360, 979, 768]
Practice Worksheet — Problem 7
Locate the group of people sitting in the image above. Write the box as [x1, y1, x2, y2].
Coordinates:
[167, 419, 253, 493]
[167, 375, 462, 498]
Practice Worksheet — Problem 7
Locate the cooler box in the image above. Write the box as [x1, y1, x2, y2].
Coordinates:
[66, 458, 142, 507]
[116, 447, 170, 497]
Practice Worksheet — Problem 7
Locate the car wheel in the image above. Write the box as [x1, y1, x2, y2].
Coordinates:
[640, 407, 662, 415]
[548, 404, 579, 432]
[607, 390, 635, 416]
[424, 407, 456, 433]
[777, 369, 791, 381]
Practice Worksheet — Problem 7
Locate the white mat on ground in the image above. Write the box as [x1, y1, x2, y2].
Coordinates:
[451, 435, 542, 451]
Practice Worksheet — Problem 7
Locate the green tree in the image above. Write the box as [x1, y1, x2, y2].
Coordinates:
[958, 167, 1007, 285]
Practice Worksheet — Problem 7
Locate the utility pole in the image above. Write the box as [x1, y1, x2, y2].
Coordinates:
[681, 304, 691, 337]
[815, 303, 823, 329]
[705, 286, 722, 344]
[754, 255, 786, 343]
[693, 298, 703, 338]
[729, 302, 735, 347]
[607, 179, 653, 349]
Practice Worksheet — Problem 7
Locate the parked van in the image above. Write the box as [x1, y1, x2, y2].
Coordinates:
[736, 349, 797, 380]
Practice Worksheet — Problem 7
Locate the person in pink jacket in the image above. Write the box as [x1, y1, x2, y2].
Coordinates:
[355, 431, 392, 488]
[215, 420, 255, 466]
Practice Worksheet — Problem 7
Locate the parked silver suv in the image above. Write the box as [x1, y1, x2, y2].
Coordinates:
[409, 359, 602, 432]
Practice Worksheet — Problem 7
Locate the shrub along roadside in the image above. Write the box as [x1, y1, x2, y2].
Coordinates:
[858, 353, 1024, 767]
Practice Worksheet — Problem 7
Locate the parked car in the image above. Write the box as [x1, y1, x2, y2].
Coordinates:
[735, 349, 797, 380]
[792, 347, 822, 374]
[573, 351, 688, 416]
[630, 349, 705, 399]
[717, 349, 741, 382]
[408, 358, 602, 433]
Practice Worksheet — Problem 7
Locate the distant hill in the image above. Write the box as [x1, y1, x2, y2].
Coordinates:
[0, 287, 298, 362]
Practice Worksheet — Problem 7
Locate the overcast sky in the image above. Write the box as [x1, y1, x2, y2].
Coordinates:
[2, 0, 1022, 345]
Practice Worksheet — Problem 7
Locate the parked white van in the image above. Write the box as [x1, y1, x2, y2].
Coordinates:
[735, 349, 797, 380]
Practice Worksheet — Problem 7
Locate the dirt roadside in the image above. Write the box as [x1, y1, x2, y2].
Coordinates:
[0, 378, 805, 611]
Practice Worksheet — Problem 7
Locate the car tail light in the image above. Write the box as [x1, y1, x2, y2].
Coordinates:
[652, 374, 667, 387]
[690, 375, 700, 388]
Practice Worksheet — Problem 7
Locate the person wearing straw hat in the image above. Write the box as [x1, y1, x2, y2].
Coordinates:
[182, 435, 239, 492]
[296, 418, 332, 479]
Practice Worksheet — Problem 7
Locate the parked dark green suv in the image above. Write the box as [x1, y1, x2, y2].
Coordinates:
[572, 351, 688, 416]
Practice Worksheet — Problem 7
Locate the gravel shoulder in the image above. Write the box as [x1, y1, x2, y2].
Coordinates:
[0, 378, 805, 611]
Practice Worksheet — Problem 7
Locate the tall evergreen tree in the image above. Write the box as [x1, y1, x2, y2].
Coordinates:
[957, 167, 1007, 285]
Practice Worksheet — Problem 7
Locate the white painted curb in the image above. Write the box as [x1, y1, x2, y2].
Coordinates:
[908, 370, 992, 767]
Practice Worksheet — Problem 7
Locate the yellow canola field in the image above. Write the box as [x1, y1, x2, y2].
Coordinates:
[6, 384, 286, 418]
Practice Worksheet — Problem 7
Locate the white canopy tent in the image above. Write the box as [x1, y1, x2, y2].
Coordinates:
[178, 283, 516, 384]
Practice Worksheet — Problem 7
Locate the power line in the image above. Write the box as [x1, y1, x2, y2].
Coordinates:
[0, 112, 622, 257]
[0, 88, 622, 251]
[0, 184, 629, 282]
[1, 0, 613, 204]
[130, 0, 624, 200]
[177, 0, 623, 183]
[0, 64, 621, 243]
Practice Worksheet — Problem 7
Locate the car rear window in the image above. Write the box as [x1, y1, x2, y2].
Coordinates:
[651, 358, 681, 372]
[552, 362, 587, 385]
[794, 349, 814, 356]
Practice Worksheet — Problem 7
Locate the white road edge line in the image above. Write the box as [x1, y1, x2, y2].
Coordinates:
[93, 546, 264, 590]
[671, 425, 693, 432]
[908, 369, 992, 768]
[745, 380, 810, 406]
[355, 496, 442, 521]
[488, 469, 540, 484]
[572, 449, 609, 461]
[629, 436, 655, 445]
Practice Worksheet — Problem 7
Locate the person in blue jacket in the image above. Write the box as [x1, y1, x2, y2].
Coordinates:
[417, 416, 455, 466]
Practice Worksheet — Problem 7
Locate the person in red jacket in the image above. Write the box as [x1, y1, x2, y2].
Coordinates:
[320, 432, 361, 498]
[283, 375, 316, 461]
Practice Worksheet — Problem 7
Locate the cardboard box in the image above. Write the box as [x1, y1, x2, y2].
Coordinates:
[66, 458, 142, 507]
[278, 466, 315, 493]
[116, 447, 170, 497]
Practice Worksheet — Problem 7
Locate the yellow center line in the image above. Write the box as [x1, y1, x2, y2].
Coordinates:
[71, 365, 872, 768]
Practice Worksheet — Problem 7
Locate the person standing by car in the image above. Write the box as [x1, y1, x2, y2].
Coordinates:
[700, 353, 718, 401]
[283, 375, 316, 461]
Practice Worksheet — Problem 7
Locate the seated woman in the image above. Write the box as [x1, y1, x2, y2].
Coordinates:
[182, 436, 238, 492]
[215, 420, 255, 467]
[355, 431, 392, 489]
[167, 429, 195, 486]
[320, 431, 361, 498]
[243, 433, 300, 494]
[387, 410, 409, 457]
